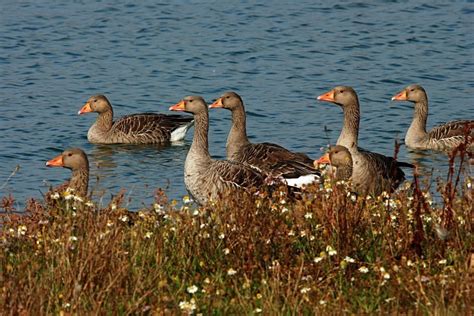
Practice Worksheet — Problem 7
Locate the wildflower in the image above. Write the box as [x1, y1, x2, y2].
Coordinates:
[350, 194, 357, 202]
[344, 256, 355, 263]
[438, 259, 447, 265]
[314, 256, 324, 263]
[385, 297, 395, 303]
[309, 235, 315, 241]
[288, 230, 295, 236]
[73, 196, 83, 203]
[227, 268, 237, 276]
[51, 192, 60, 200]
[300, 231, 306, 237]
[304, 212, 312, 219]
[326, 245, 337, 256]
[111, 204, 117, 211]
[145, 232, 153, 239]
[187, 285, 198, 294]
[183, 195, 192, 204]
[319, 300, 327, 305]
[407, 260, 414, 267]
[204, 278, 210, 284]
[64, 193, 73, 201]
[179, 298, 196, 313]
[223, 248, 230, 255]
[154, 203, 164, 214]
[17, 225, 27, 236]
[69, 236, 78, 242]
[281, 207, 289, 213]
[119, 215, 129, 222]
[106, 220, 114, 227]
[358, 266, 369, 273]
[254, 308, 262, 313]
[280, 199, 286, 205]
[256, 293, 263, 299]
[218, 233, 225, 240]
[85, 201, 93, 207]
[300, 287, 310, 294]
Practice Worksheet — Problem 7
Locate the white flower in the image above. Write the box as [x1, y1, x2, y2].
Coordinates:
[227, 268, 237, 276]
[319, 300, 326, 305]
[344, 256, 355, 263]
[73, 196, 83, 203]
[69, 236, 78, 242]
[64, 193, 73, 201]
[187, 285, 198, 294]
[192, 209, 199, 216]
[85, 201, 93, 207]
[254, 308, 262, 313]
[281, 207, 289, 213]
[280, 199, 286, 205]
[223, 248, 230, 255]
[179, 298, 196, 312]
[326, 245, 337, 256]
[51, 192, 60, 200]
[438, 259, 447, 265]
[111, 204, 117, 211]
[383, 272, 391, 280]
[119, 215, 129, 222]
[288, 230, 295, 236]
[358, 266, 369, 273]
[304, 212, 312, 219]
[218, 233, 225, 240]
[145, 232, 153, 239]
[300, 287, 310, 294]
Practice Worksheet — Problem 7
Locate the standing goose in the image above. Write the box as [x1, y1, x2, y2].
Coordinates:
[391, 84, 473, 151]
[317, 86, 414, 195]
[46, 148, 89, 198]
[78, 95, 194, 144]
[169, 96, 265, 205]
[316, 145, 353, 181]
[209, 92, 320, 187]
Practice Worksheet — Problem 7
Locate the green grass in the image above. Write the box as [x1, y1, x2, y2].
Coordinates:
[1, 164, 472, 314]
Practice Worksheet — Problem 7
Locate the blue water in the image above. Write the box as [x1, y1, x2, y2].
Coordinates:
[1, 1, 473, 210]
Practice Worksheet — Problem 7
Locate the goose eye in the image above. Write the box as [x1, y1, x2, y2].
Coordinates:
[226, 96, 230, 99]
[410, 89, 414, 92]
[189, 100, 193, 103]
[340, 90, 344, 94]
[68, 153, 72, 157]
[93, 99, 97, 102]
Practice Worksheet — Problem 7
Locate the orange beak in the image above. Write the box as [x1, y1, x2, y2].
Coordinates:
[315, 153, 331, 165]
[209, 97, 223, 109]
[78, 102, 92, 115]
[317, 89, 335, 102]
[46, 154, 64, 167]
[391, 90, 407, 101]
[169, 100, 186, 112]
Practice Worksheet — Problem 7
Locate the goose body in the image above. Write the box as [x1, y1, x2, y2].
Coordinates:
[46, 148, 89, 198]
[391, 84, 473, 151]
[170, 96, 264, 205]
[317, 86, 414, 195]
[210, 92, 320, 187]
[79, 95, 194, 144]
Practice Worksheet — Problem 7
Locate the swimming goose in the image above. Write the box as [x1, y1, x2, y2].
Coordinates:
[209, 92, 320, 187]
[169, 96, 265, 205]
[78, 95, 194, 144]
[317, 86, 414, 195]
[316, 145, 353, 181]
[46, 148, 89, 198]
[391, 84, 473, 151]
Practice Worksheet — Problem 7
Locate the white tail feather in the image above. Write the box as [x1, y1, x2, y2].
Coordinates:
[170, 121, 194, 142]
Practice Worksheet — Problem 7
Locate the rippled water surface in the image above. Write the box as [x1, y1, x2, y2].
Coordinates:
[1, 1, 473, 209]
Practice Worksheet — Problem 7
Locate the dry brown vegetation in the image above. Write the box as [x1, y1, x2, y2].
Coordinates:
[1, 154, 472, 314]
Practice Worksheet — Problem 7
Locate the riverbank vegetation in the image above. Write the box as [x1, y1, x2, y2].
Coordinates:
[1, 155, 472, 314]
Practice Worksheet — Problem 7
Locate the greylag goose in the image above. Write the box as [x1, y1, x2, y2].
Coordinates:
[209, 92, 320, 187]
[316, 145, 353, 181]
[78, 95, 194, 144]
[46, 148, 89, 198]
[169, 96, 265, 205]
[391, 84, 473, 151]
[317, 86, 414, 195]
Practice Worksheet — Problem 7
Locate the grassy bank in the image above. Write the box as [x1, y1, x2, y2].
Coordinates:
[1, 165, 472, 314]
